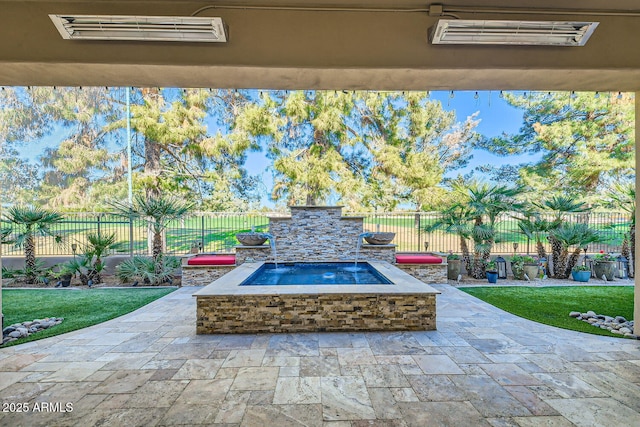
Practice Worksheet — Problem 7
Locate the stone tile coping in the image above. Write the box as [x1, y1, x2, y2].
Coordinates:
[193, 261, 440, 297]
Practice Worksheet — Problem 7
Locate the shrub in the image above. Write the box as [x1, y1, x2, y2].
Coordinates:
[572, 265, 591, 272]
[116, 255, 180, 285]
[447, 254, 460, 260]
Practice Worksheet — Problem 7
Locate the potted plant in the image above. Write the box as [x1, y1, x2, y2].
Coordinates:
[522, 255, 540, 280]
[593, 252, 616, 281]
[53, 264, 75, 287]
[571, 265, 591, 282]
[510, 254, 526, 280]
[486, 260, 499, 284]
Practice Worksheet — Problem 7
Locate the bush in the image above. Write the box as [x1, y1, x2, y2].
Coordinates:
[447, 254, 460, 260]
[116, 255, 180, 285]
[572, 265, 591, 272]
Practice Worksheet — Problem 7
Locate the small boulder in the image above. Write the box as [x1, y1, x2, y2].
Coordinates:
[2, 326, 16, 335]
[569, 311, 581, 318]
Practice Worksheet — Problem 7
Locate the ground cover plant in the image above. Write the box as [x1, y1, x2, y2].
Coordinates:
[459, 286, 634, 338]
[2, 287, 175, 347]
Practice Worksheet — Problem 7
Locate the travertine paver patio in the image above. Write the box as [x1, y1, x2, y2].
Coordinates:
[1, 284, 639, 427]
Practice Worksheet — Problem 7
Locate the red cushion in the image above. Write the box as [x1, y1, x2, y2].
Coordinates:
[187, 255, 236, 266]
[395, 254, 443, 264]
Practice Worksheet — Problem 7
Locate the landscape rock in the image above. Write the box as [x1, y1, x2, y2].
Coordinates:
[570, 310, 636, 339]
[1, 317, 64, 346]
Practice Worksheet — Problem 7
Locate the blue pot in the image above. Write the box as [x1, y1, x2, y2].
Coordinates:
[487, 271, 499, 283]
[571, 270, 591, 282]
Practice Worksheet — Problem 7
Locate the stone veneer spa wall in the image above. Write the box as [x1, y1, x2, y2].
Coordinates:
[235, 206, 395, 264]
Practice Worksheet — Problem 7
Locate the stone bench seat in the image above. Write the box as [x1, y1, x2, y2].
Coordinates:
[394, 253, 446, 284]
[182, 254, 237, 286]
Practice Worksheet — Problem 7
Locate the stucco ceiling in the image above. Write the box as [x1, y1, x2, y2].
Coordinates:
[1, 1, 640, 90]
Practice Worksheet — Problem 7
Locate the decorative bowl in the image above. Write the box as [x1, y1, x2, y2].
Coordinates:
[364, 232, 396, 245]
[236, 233, 268, 246]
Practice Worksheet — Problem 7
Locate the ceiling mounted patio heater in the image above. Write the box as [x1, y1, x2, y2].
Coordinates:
[429, 19, 599, 46]
[49, 14, 227, 43]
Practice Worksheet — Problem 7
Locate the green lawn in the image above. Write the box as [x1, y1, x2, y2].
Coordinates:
[459, 286, 634, 338]
[2, 287, 176, 347]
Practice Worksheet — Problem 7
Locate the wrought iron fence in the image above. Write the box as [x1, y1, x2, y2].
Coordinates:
[0, 211, 631, 257]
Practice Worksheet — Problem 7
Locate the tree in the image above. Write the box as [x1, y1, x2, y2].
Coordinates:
[0, 86, 125, 208]
[123, 88, 261, 208]
[549, 223, 602, 279]
[355, 92, 479, 210]
[476, 91, 634, 200]
[113, 194, 192, 262]
[452, 181, 524, 278]
[261, 90, 363, 205]
[252, 90, 479, 208]
[4, 206, 63, 283]
[424, 204, 474, 273]
[84, 232, 117, 283]
[537, 196, 589, 278]
[517, 213, 559, 260]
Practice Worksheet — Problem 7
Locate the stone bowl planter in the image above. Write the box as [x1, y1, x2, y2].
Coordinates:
[364, 232, 396, 245]
[523, 264, 540, 280]
[594, 261, 616, 281]
[236, 232, 268, 246]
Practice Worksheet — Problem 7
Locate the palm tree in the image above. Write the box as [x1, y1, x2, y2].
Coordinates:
[84, 232, 117, 283]
[4, 206, 64, 284]
[424, 204, 473, 273]
[550, 223, 602, 278]
[1, 227, 13, 245]
[113, 194, 192, 262]
[517, 213, 559, 260]
[454, 181, 524, 278]
[609, 182, 635, 277]
[537, 196, 589, 278]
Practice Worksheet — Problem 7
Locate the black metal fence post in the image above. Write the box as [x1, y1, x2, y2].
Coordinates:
[415, 213, 421, 251]
[129, 215, 134, 257]
[201, 215, 206, 252]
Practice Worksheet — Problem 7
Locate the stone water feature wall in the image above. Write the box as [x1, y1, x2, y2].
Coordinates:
[235, 206, 396, 263]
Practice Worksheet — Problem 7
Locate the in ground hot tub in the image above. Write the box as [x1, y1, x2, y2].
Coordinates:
[193, 261, 440, 334]
[240, 262, 392, 286]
